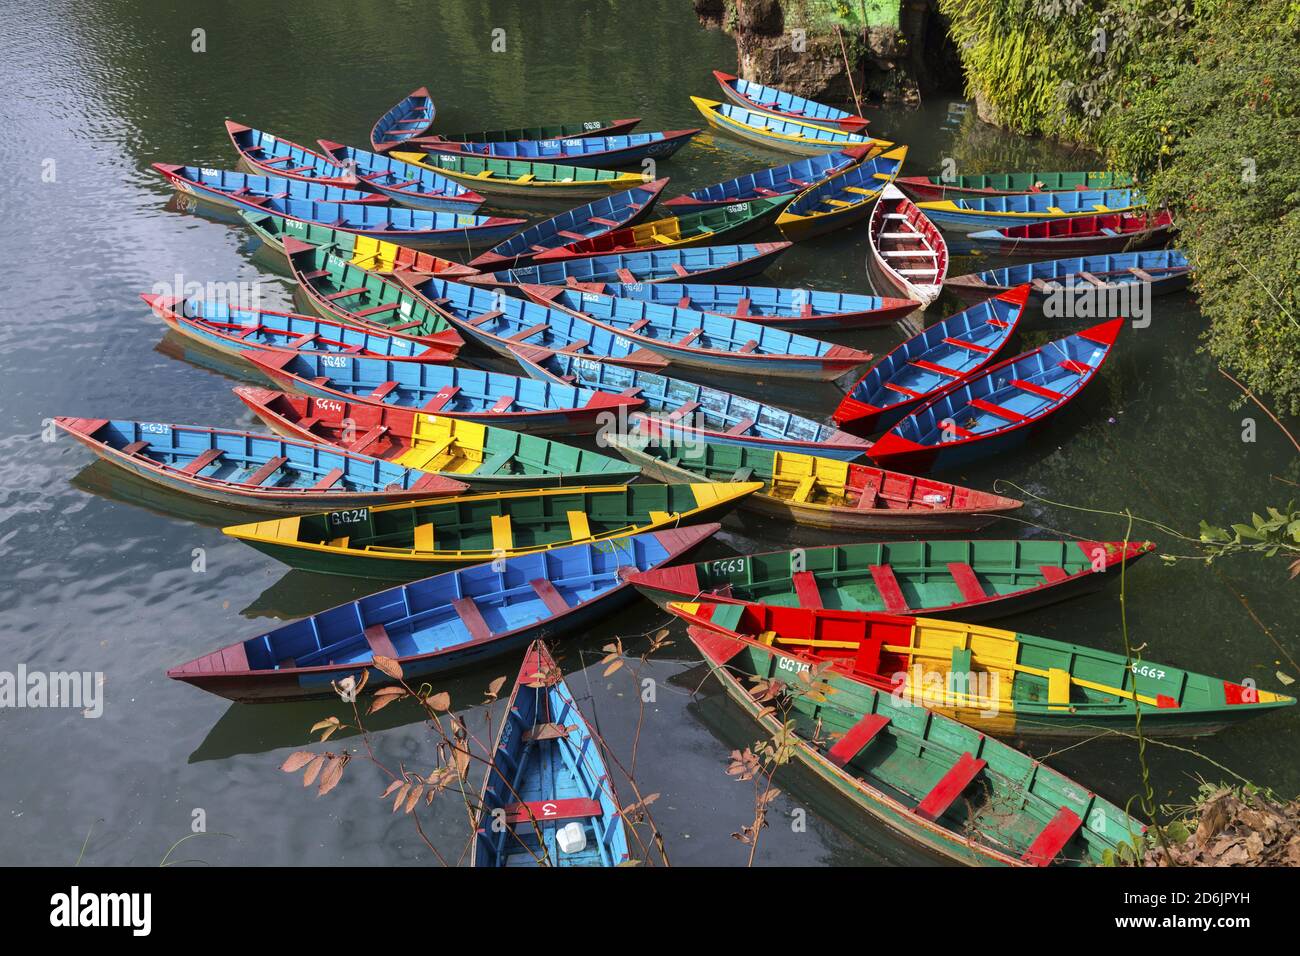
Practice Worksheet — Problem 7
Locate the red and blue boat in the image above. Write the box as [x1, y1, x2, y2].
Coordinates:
[578, 281, 918, 331]
[151, 164, 387, 209]
[867, 319, 1123, 472]
[475, 640, 633, 867]
[509, 348, 869, 461]
[316, 139, 485, 212]
[834, 286, 1030, 435]
[712, 69, 871, 133]
[916, 189, 1147, 234]
[966, 211, 1175, 256]
[54, 417, 466, 515]
[464, 243, 790, 290]
[946, 250, 1192, 305]
[244, 350, 642, 436]
[226, 121, 360, 189]
[166, 526, 716, 705]
[418, 130, 700, 168]
[522, 286, 873, 382]
[369, 87, 436, 152]
[467, 178, 669, 268]
[661, 146, 871, 209]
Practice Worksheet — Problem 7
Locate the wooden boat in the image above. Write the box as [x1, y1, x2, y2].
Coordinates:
[55, 417, 466, 515]
[222, 481, 762, 579]
[387, 149, 648, 200]
[508, 350, 870, 461]
[474, 641, 631, 867]
[868, 319, 1123, 473]
[834, 286, 1030, 436]
[397, 272, 668, 371]
[712, 70, 871, 133]
[916, 189, 1147, 234]
[966, 211, 1175, 256]
[946, 250, 1192, 305]
[576, 281, 918, 331]
[685, 625, 1145, 866]
[225, 121, 359, 189]
[234, 386, 643, 488]
[675, 601, 1295, 739]
[142, 294, 456, 365]
[418, 130, 700, 169]
[626, 537, 1156, 619]
[866, 183, 948, 307]
[467, 178, 669, 268]
[222, 193, 524, 251]
[243, 350, 644, 436]
[237, 210, 480, 278]
[283, 238, 464, 353]
[151, 164, 388, 211]
[167, 527, 715, 704]
[661, 147, 870, 209]
[415, 118, 641, 144]
[316, 140, 486, 212]
[896, 170, 1134, 203]
[370, 87, 436, 152]
[776, 147, 909, 241]
[605, 435, 1021, 531]
[690, 96, 890, 156]
[531, 196, 792, 262]
[463, 243, 790, 289]
[522, 286, 873, 381]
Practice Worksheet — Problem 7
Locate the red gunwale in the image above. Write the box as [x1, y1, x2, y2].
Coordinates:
[225, 120, 360, 189]
[409, 117, 644, 147]
[711, 70, 871, 133]
[370, 86, 435, 153]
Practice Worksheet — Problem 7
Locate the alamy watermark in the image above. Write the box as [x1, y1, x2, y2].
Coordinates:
[0, 665, 103, 717]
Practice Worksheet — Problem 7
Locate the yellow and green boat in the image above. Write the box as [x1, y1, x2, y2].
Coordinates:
[684, 620, 1147, 866]
[675, 600, 1296, 739]
[388, 149, 649, 200]
[223, 481, 762, 579]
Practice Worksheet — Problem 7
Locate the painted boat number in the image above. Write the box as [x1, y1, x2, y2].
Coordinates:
[776, 656, 810, 675]
[316, 400, 345, 412]
[582, 122, 602, 130]
[140, 423, 170, 435]
[200, 168, 220, 178]
[725, 203, 750, 213]
[710, 558, 747, 575]
[321, 356, 350, 368]
[328, 255, 346, 269]
[1130, 664, 1167, 680]
[328, 508, 369, 525]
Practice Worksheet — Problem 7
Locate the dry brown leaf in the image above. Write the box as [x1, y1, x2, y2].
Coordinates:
[302, 753, 327, 788]
[428, 691, 452, 712]
[367, 686, 408, 715]
[372, 655, 403, 680]
[280, 751, 317, 773]
[318, 755, 347, 796]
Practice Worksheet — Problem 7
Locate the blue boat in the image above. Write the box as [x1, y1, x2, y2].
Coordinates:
[226, 121, 360, 188]
[581, 281, 918, 330]
[510, 349, 870, 460]
[398, 274, 670, 371]
[469, 178, 669, 268]
[947, 249, 1192, 304]
[916, 190, 1148, 234]
[834, 285, 1031, 436]
[868, 319, 1123, 473]
[661, 147, 870, 209]
[245, 350, 643, 436]
[54, 417, 466, 514]
[712, 70, 872, 133]
[165, 526, 718, 704]
[776, 146, 909, 240]
[475, 641, 632, 866]
[370, 87, 436, 152]
[464, 242, 790, 289]
[317, 139, 485, 212]
[142, 294, 450, 364]
[420, 129, 700, 168]
[691, 97, 886, 155]
[151, 164, 386, 209]
[523, 286, 874, 382]
[236, 195, 524, 250]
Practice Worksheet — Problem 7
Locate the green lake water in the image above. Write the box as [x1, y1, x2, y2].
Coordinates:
[0, 0, 1296, 866]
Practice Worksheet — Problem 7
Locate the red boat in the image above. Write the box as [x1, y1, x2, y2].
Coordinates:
[966, 211, 1175, 256]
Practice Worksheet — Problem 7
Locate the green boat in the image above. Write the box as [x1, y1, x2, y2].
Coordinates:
[895, 170, 1134, 202]
[677, 599, 1297, 739]
[389, 149, 651, 200]
[223, 481, 762, 579]
[628, 538, 1156, 620]
[282, 238, 463, 349]
[686, 624, 1146, 866]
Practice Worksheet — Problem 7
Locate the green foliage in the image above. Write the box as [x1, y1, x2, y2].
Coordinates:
[941, 0, 1300, 414]
[1195, 503, 1300, 572]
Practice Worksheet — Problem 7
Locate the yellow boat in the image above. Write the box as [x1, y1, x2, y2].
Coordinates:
[388, 149, 649, 200]
[222, 481, 762, 579]
[776, 145, 909, 241]
[690, 95, 892, 156]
